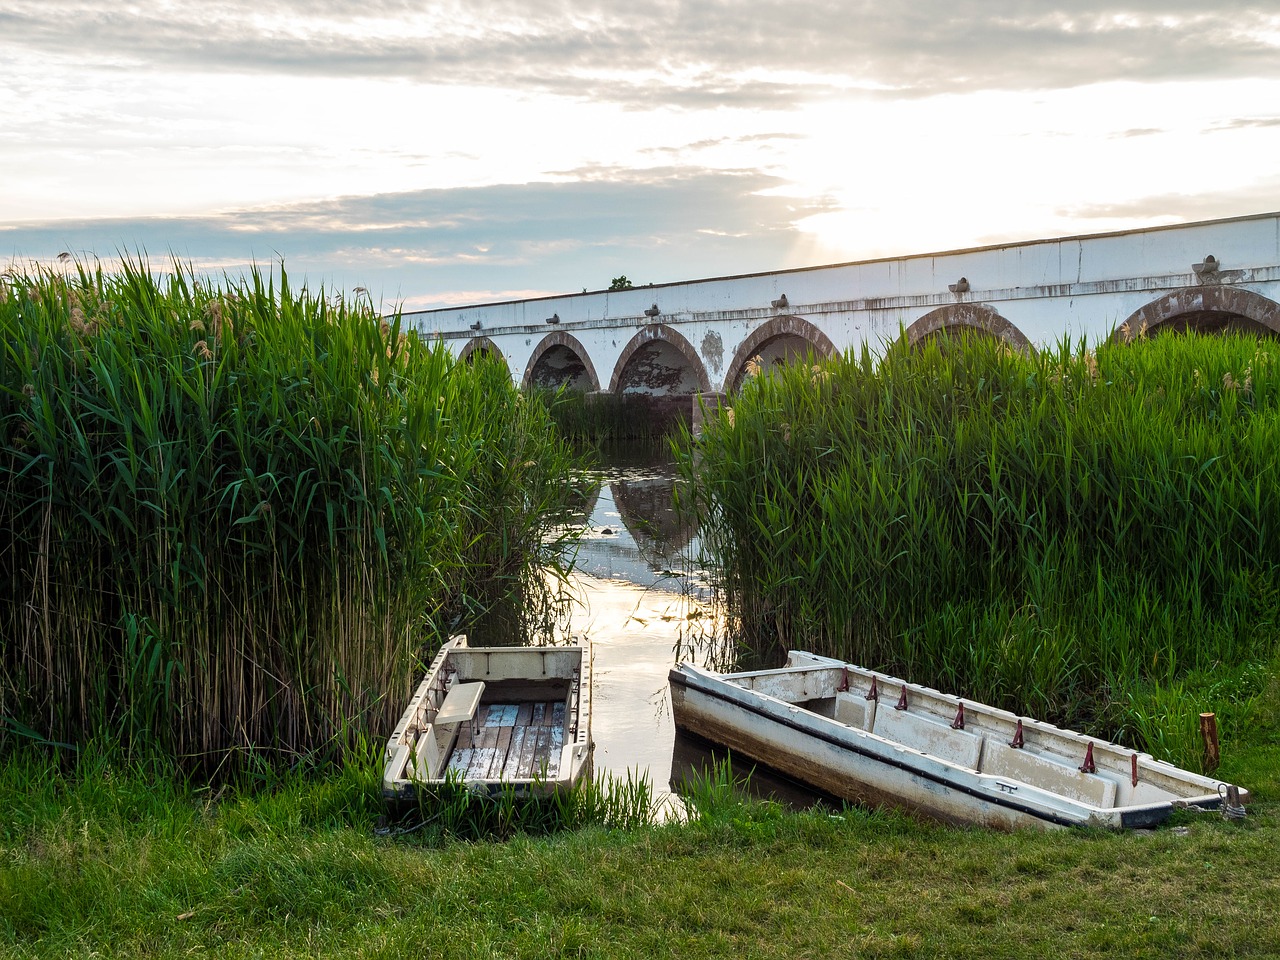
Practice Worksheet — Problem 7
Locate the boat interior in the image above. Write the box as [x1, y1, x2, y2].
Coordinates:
[392, 646, 585, 786]
[727, 658, 1225, 810]
[439, 678, 572, 781]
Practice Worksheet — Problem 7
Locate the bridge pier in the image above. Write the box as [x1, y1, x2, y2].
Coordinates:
[691, 392, 727, 438]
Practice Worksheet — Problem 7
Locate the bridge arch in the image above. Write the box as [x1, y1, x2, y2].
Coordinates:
[612, 472, 696, 564]
[725, 315, 839, 392]
[905, 303, 1032, 352]
[521, 332, 601, 392]
[1113, 286, 1280, 340]
[457, 336, 510, 372]
[608, 324, 711, 396]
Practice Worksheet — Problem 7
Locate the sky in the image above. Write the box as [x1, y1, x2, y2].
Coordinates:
[3, 1, 1279, 311]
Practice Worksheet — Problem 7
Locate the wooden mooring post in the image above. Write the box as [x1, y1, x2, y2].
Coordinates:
[1199, 712, 1220, 772]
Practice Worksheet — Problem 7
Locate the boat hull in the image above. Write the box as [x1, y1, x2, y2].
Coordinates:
[669, 654, 1242, 830]
[384, 636, 592, 804]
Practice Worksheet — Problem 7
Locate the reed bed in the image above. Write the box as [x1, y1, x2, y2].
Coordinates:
[0, 260, 580, 772]
[683, 331, 1280, 763]
[538, 388, 688, 445]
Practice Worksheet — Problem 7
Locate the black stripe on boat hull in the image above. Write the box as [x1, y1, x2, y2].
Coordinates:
[670, 669, 1099, 830]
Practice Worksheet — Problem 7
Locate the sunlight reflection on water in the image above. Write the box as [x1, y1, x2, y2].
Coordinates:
[552, 448, 824, 810]
[555, 449, 719, 793]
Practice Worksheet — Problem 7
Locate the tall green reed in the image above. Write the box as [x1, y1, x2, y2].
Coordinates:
[682, 331, 1280, 754]
[535, 387, 689, 446]
[0, 260, 580, 773]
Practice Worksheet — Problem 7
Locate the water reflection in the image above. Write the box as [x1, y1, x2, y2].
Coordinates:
[547, 444, 824, 808]
[549, 446, 714, 792]
[566, 449, 702, 591]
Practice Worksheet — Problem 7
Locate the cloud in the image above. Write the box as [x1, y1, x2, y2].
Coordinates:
[1210, 116, 1280, 130]
[2, 169, 835, 309]
[639, 132, 809, 159]
[1057, 174, 1280, 224]
[3, 2, 1278, 108]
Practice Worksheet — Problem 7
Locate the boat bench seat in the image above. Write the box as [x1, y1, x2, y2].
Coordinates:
[746, 669, 835, 704]
[436, 681, 486, 726]
[834, 691, 876, 731]
[981, 741, 1118, 808]
[871, 705, 984, 771]
[411, 725, 447, 780]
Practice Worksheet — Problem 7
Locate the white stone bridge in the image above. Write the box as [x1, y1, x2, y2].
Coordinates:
[401, 211, 1280, 418]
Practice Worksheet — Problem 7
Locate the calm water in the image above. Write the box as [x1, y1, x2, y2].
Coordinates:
[555, 446, 822, 807]
[556, 446, 713, 790]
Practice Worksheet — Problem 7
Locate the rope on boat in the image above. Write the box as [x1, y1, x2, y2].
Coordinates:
[1219, 783, 1248, 821]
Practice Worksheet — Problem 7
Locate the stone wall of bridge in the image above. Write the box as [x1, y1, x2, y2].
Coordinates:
[402, 212, 1280, 404]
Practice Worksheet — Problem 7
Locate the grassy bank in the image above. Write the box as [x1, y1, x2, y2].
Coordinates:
[0, 261, 580, 772]
[1, 711, 1276, 959]
[682, 332, 1280, 767]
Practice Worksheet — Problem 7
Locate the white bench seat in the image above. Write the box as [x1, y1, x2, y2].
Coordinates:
[871, 705, 984, 771]
[981, 741, 1118, 808]
[436, 681, 485, 726]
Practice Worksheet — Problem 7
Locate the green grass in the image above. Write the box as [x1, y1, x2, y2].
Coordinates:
[1, 727, 1276, 959]
[680, 331, 1280, 763]
[6, 288, 1279, 955]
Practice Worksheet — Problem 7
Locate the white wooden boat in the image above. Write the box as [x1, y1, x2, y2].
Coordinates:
[383, 636, 592, 801]
[669, 651, 1247, 829]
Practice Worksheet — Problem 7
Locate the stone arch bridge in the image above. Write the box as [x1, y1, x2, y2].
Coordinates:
[402, 212, 1280, 421]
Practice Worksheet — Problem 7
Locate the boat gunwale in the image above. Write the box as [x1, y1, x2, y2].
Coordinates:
[383, 636, 592, 798]
[670, 656, 1240, 827]
[708, 653, 1235, 797]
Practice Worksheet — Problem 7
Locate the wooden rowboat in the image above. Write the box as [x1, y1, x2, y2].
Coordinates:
[383, 636, 592, 802]
[669, 651, 1247, 830]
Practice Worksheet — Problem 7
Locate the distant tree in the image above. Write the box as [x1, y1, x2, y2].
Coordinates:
[609, 276, 634, 291]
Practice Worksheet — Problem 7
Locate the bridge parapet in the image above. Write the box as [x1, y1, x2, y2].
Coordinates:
[403, 211, 1280, 397]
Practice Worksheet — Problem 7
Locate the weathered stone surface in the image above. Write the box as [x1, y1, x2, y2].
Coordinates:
[905, 303, 1034, 353]
[1115, 286, 1280, 340]
[404, 212, 1280, 397]
[521, 331, 601, 390]
[725, 315, 838, 392]
[608, 324, 710, 395]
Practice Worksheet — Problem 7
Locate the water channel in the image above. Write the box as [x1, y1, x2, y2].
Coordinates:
[554, 444, 819, 807]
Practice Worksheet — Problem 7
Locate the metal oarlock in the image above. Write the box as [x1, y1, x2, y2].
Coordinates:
[895, 689, 909, 711]
[1079, 742, 1096, 774]
[951, 702, 966, 730]
[865, 676, 879, 701]
[1009, 719, 1025, 748]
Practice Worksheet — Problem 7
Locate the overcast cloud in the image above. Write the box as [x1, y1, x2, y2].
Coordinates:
[3, 1, 1279, 304]
[2, 171, 833, 309]
[3, 1, 1279, 105]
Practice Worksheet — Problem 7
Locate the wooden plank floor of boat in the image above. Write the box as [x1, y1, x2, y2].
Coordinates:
[446, 701, 566, 781]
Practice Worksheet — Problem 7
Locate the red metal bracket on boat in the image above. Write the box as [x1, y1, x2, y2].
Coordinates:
[866, 676, 879, 701]
[1131, 753, 1139, 787]
[838, 667, 850, 693]
[1079, 742, 1096, 774]
[951, 702, 966, 730]
[1009, 719, 1025, 749]
[895, 689, 908, 711]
